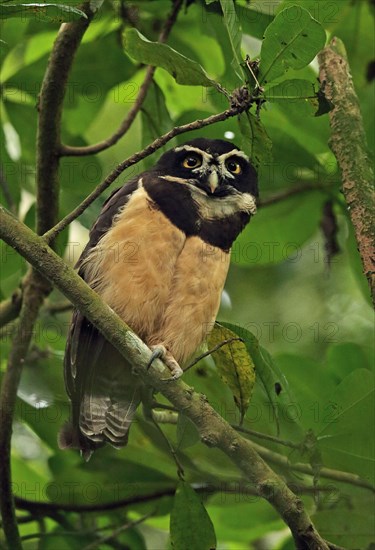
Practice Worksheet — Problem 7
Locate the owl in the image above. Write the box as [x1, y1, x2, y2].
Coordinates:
[60, 138, 258, 459]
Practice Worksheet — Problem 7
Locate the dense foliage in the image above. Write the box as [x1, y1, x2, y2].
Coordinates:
[0, 0, 374, 548]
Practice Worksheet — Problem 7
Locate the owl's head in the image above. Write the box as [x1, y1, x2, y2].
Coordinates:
[154, 138, 259, 205]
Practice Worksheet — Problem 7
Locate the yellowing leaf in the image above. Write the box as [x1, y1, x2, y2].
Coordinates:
[208, 323, 256, 422]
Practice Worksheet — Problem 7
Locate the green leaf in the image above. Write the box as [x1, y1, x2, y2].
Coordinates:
[208, 323, 256, 422]
[123, 28, 217, 88]
[170, 482, 216, 550]
[219, 0, 243, 74]
[259, 5, 326, 84]
[238, 111, 272, 171]
[0, 3, 88, 21]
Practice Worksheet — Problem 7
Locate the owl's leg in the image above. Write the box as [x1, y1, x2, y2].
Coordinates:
[147, 344, 183, 381]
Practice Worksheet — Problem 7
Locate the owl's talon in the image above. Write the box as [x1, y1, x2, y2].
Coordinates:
[148, 344, 183, 381]
[147, 347, 163, 370]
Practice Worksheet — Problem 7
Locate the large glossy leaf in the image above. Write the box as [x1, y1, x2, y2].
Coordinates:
[170, 482, 216, 550]
[208, 323, 256, 422]
[0, 3, 87, 21]
[123, 28, 217, 88]
[259, 5, 326, 84]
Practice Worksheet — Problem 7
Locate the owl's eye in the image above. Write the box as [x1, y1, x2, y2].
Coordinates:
[225, 159, 242, 174]
[182, 154, 202, 169]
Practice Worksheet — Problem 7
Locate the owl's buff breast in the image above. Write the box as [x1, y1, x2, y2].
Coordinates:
[80, 186, 230, 364]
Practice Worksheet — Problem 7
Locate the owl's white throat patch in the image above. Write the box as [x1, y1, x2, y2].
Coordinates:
[190, 186, 257, 219]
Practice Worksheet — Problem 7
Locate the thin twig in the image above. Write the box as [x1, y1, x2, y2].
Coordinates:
[250, 440, 375, 493]
[43, 99, 252, 244]
[83, 513, 152, 550]
[233, 424, 301, 450]
[60, 0, 184, 157]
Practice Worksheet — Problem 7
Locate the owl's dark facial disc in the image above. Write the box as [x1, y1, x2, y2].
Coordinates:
[154, 138, 258, 207]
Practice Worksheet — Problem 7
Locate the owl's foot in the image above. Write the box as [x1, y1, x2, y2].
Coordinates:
[147, 345, 183, 381]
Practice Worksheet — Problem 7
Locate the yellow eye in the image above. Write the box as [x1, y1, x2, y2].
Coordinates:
[225, 159, 242, 174]
[182, 154, 202, 169]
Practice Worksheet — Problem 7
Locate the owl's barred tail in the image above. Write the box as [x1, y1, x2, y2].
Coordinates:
[58, 384, 141, 461]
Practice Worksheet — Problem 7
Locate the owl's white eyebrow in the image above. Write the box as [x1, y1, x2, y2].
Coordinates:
[174, 145, 212, 163]
[218, 150, 249, 162]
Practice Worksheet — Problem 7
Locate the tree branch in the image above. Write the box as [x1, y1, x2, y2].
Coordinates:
[13, 482, 334, 515]
[0, 207, 336, 549]
[318, 38, 375, 306]
[43, 98, 252, 244]
[59, 0, 184, 157]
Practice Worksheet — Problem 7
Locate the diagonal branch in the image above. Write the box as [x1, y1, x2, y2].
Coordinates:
[0, 207, 339, 550]
[59, 0, 184, 157]
[318, 38, 375, 306]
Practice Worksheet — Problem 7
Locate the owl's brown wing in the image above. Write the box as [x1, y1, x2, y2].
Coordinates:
[60, 177, 142, 460]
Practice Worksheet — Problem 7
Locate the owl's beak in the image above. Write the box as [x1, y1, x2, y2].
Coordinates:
[208, 170, 219, 194]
